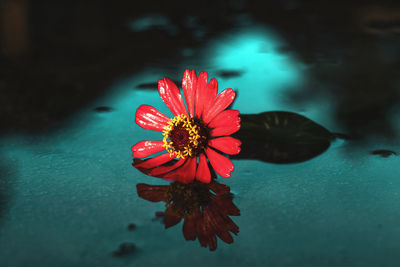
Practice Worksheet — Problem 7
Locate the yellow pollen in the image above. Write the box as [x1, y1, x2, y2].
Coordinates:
[162, 114, 203, 159]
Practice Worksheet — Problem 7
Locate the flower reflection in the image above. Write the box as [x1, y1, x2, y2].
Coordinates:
[136, 180, 240, 251]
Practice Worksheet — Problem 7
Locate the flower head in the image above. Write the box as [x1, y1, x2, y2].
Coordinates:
[132, 70, 241, 184]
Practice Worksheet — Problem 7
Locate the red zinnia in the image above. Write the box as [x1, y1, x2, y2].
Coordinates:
[131, 69, 241, 184]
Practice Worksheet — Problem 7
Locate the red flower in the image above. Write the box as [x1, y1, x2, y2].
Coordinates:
[132, 69, 241, 184]
[136, 180, 240, 251]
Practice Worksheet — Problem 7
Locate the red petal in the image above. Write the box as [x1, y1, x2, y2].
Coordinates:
[210, 125, 241, 137]
[208, 109, 240, 128]
[195, 153, 211, 183]
[194, 72, 209, 118]
[207, 204, 235, 244]
[213, 195, 241, 216]
[131, 141, 165, 158]
[208, 110, 241, 137]
[135, 105, 170, 132]
[163, 157, 197, 184]
[202, 78, 218, 117]
[164, 214, 182, 228]
[205, 147, 234, 178]
[209, 201, 239, 235]
[158, 78, 188, 116]
[203, 89, 236, 124]
[149, 158, 186, 177]
[182, 69, 197, 117]
[208, 137, 241, 155]
[202, 207, 222, 250]
[199, 207, 217, 251]
[209, 181, 231, 195]
[196, 212, 208, 248]
[183, 215, 197, 241]
[134, 152, 175, 169]
[136, 184, 168, 202]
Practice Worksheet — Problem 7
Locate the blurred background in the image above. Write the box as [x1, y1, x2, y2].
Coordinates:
[1, 0, 399, 137]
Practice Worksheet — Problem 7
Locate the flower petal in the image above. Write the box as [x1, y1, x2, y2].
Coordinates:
[205, 147, 234, 178]
[210, 125, 241, 137]
[210, 201, 239, 235]
[183, 214, 197, 241]
[208, 109, 240, 128]
[135, 104, 170, 132]
[164, 214, 182, 228]
[196, 208, 217, 250]
[134, 152, 175, 169]
[158, 78, 188, 116]
[196, 211, 208, 248]
[136, 184, 169, 202]
[203, 88, 236, 124]
[163, 157, 197, 184]
[202, 207, 220, 250]
[131, 141, 165, 158]
[195, 153, 211, 183]
[209, 110, 241, 136]
[203, 78, 218, 112]
[213, 195, 241, 216]
[195, 71, 209, 118]
[195, 73, 218, 119]
[208, 137, 241, 155]
[182, 69, 197, 118]
[149, 158, 186, 177]
[207, 203, 235, 243]
[209, 181, 231, 195]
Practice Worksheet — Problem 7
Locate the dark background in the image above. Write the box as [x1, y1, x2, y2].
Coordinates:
[0, 0, 400, 136]
[1, 0, 399, 138]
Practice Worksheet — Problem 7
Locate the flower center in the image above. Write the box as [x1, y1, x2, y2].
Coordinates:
[164, 181, 211, 217]
[162, 114, 208, 159]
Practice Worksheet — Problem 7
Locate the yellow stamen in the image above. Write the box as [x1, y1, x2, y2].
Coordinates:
[162, 114, 204, 159]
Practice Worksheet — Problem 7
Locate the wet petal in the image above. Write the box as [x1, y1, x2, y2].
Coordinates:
[203, 89, 236, 124]
[195, 73, 220, 119]
[202, 78, 218, 117]
[149, 158, 186, 177]
[136, 184, 169, 202]
[182, 69, 197, 117]
[164, 214, 182, 228]
[213, 195, 240, 216]
[199, 207, 217, 251]
[205, 147, 234, 178]
[208, 109, 240, 128]
[196, 212, 208, 248]
[207, 203, 234, 243]
[195, 154, 211, 183]
[158, 78, 188, 116]
[131, 141, 165, 158]
[209, 181, 231, 195]
[163, 157, 197, 184]
[209, 110, 241, 137]
[183, 215, 197, 241]
[194, 71, 209, 118]
[208, 137, 241, 155]
[134, 152, 175, 169]
[135, 105, 170, 132]
[210, 201, 239, 234]
[210, 125, 241, 137]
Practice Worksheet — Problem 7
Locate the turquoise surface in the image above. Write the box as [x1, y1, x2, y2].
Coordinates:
[1, 23, 399, 266]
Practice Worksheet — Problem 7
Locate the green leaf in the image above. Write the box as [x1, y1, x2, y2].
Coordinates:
[232, 111, 334, 163]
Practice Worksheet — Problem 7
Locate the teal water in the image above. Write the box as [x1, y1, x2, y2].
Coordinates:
[1, 23, 399, 266]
